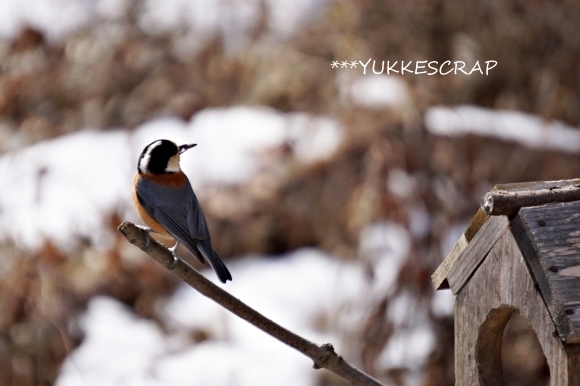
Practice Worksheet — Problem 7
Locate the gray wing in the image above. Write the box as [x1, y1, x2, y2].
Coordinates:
[185, 199, 232, 283]
[136, 175, 232, 283]
[135, 176, 208, 264]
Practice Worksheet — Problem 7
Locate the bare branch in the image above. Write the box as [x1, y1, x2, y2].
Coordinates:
[117, 221, 383, 386]
[482, 184, 580, 216]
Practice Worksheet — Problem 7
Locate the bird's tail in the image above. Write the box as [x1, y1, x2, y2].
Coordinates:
[197, 243, 232, 283]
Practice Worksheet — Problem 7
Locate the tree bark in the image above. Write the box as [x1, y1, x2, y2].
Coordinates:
[482, 184, 580, 215]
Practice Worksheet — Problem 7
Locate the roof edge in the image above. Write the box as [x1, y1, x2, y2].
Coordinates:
[432, 209, 488, 290]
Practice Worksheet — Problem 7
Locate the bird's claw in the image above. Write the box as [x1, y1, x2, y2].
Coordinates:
[135, 225, 152, 251]
[168, 242, 179, 270]
[168, 255, 178, 270]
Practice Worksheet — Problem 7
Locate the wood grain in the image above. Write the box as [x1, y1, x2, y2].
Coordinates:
[436, 179, 580, 289]
[513, 201, 580, 343]
[447, 215, 510, 294]
[493, 178, 580, 193]
[431, 209, 489, 290]
[455, 232, 580, 385]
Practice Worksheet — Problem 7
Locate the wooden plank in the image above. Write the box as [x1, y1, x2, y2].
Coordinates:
[511, 201, 580, 342]
[447, 215, 510, 294]
[570, 317, 580, 343]
[520, 202, 580, 305]
[455, 232, 580, 384]
[431, 209, 488, 290]
[431, 234, 467, 291]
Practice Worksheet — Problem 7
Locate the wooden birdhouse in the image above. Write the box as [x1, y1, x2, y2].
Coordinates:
[432, 179, 580, 385]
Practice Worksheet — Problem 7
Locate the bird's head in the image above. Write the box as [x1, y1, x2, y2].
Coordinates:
[138, 139, 197, 175]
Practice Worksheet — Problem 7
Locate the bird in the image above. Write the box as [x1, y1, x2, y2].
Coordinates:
[132, 139, 232, 283]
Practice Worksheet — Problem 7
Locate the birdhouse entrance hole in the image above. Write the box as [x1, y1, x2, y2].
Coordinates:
[477, 306, 549, 385]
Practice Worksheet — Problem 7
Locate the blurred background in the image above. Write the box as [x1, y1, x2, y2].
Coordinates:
[1, 0, 578, 385]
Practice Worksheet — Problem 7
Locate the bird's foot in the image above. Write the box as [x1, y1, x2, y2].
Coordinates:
[135, 225, 152, 250]
[168, 242, 179, 270]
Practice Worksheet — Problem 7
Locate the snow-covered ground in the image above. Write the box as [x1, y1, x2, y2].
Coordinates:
[0, 106, 343, 251]
[56, 221, 438, 386]
[426, 105, 580, 153]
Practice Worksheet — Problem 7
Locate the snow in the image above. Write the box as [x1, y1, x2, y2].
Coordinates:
[0, 0, 95, 41]
[57, 297, 167, 386]
[425, 105, 580, 153]
[440, 220, 470, 258]
[56, 227, 418, 386]
[180, 107, 343, 186]
[138, 0, 330, 42]
[57, 295, 309, 386]
[153, 342, 310, 386]
[262, 0, 330, 38]
[358, 221, 411, 296]
[387, 168, 415, 198]
[285, 114, 344, 164]
[378, 323, 435, 370]
[408, 205, 431, 240]
[162, 249, 360, 337]
[0, 129, 133, 250]
[160, 236, 411, 348]
[431, 290, 455, 317]
[338, 72, 410, 109]
[0, 0, 329, 49]
[0, 106, 343, 251]
[96, 0, 129, 20]
[380, 292, 436, 371]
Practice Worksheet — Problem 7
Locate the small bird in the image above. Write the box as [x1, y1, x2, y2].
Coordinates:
[132, 139, 232, 283]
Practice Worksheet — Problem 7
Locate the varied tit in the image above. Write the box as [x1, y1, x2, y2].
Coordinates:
[132, 139, 232, 283]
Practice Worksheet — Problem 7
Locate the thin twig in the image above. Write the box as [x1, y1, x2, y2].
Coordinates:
[117, 221, 383, 386]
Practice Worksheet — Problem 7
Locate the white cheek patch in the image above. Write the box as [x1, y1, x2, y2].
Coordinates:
[139, 140, 162, 173]
[138, 154, 150, 173]
[165, 155, 181, 172]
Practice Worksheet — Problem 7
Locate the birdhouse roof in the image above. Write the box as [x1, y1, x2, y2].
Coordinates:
[432, 178, 580, 343]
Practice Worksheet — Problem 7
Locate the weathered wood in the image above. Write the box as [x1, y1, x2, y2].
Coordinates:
[447, 215, 510, 294]
[475, 305, 514, 385]
[431, 209, 489, 290]
[482, 182, 580, 216]
[432, 235, 467, 291]
[435, 179, 580, 289]
[455, 232, 580, 385]
[512, 201, 580, 343]
[493, 178, 580, 193]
